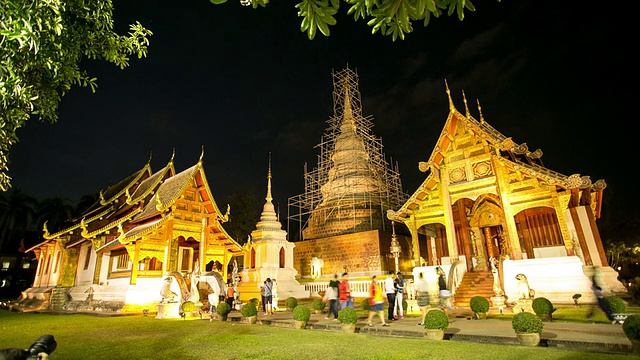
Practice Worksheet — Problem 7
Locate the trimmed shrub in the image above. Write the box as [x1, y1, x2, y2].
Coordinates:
[216, 302, 231, 316]
[605, 296, 626, 314]
[312, 298, 326, 311]
[623, 314, 640, 341]
[469, 296, 489, 313]
[249, 298, 260, 307]
[424, 309, 449, 330]
[240, 301, 258, 317]
[512, 312, 544, 333]
[338, 307, 358, 324]
[532, 297, 553, 315]
[181, 301, 195, 313]
[361, 298, 371, 311]
[292, 305, 311, 322]
[285, 297, 298, 310]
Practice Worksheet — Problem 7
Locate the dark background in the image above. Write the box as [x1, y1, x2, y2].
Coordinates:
[8, 1, 636, 236]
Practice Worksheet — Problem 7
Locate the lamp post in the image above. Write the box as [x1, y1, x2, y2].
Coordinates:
[390, 221, 401, 273]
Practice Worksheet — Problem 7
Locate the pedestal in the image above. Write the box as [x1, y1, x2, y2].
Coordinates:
[156, 302, 181, 319]
[513, 299, 534, 314]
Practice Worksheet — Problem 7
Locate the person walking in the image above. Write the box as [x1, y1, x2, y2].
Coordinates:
[394, 272, 406, 320]
[367, 275, 390, 327]
[384, 271, 396, 321]
[260, 281, 267, 314]
[339, 272, 353, 309]
[263, 278, 274, 315]
[225, 280, 235, 309]
[415, 272, 431, 326]
[324, 277, 340, 320]
[272, 279, 279, 311]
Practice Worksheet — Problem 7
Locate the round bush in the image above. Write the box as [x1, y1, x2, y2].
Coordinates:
[312, 298, 326, 311]
[249, 298, 260, 307]
[285, 297, 298, 310]
[532, 297, 553, 315]
[423, 309, 449, 330]
[216, 302, 231, 316]
[469, 296, 489, 313]
[623, 314, 640, 340]
[292, 305, 311, 322]
[181, 301, 195, 313]
[361, 298, 371, 311]
[240, 301, 258, 317]
[338, 307, 358, 324]
[605, 296, 626, 314]
[512, 311, 544, 333]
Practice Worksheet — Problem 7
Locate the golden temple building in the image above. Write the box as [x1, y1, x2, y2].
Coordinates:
[16, 151, 241, 313]
[387, 82, 624, 306]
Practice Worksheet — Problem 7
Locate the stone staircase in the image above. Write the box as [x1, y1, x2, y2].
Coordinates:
[452, 271, 494, 308]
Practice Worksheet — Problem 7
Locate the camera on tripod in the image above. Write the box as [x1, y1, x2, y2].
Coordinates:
[26, 335, 56, 360]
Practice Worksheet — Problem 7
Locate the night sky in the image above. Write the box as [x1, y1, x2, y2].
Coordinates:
[7, 1, 636, 231]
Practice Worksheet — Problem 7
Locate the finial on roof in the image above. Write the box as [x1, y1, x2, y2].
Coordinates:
[477, 99, 485, 124]
[462, 90, 470, 118]
[170, 148, 175, 163]
[99, 190, 105, 203]
[445, 79, 455, 111]
[147, 152, 152, 165]
[266, 153, 273, 202]
[199, 146, 204, 163]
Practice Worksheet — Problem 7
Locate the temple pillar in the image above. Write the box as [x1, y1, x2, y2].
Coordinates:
[441, 165, 459, 260]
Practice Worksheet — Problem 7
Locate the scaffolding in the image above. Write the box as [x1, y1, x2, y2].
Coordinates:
[287, 68, 409, 241]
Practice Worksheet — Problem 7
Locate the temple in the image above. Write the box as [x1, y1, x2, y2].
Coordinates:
[387, 82, 624, 306]
[15, 150, 241, 313]
[288, 67, 412, 280]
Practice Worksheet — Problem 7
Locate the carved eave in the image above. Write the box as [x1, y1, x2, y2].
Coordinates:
[25, 238, 58, 254]
[99, 163, 152, 206]
[44, 205, 114, 240]
[80, 208, 143, 239]
[127, 160, 175, 205]
[117, 215, 169, 246]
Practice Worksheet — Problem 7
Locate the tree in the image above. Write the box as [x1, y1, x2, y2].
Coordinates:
[0, 187, 37, 251]
[221, 191, 261, 246]
[36, 196, 74, 235]
[212, 0, 496, 41]
[0, 1, 152, 192]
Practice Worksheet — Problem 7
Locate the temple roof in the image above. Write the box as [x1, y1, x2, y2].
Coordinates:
[390, 82, 606, 219]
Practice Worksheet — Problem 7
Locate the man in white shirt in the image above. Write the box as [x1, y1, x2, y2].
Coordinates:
[384, 271, 396, 321]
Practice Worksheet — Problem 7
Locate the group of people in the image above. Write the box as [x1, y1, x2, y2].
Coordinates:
[384, 271, 407, 321]
[323, 273, 354, 320]
[259, 278, 278, 315]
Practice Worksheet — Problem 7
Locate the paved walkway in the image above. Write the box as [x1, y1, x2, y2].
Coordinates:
[225, 308, 634, 355]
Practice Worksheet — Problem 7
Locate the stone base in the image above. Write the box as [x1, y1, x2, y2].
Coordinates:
[490, 296, 506, 307]
[512, 299, 534, 314]
[156, 302, 181, 319]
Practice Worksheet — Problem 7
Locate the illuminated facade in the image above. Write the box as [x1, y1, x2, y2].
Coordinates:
[17, 151, 241, 313]
[388, 83, 624, 304]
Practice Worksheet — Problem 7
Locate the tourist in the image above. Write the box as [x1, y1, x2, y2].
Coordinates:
[437, 267, 451, 310]
[339, 272, 353, 309]
[588, 273, 614, 323]
[324, 277, 339, 320]
[260, 281, 266, 313]
[264, 278, 274, 315]
[208, 290, 219, 314]
[394, 272, 406, 320]
[367, 275, 390, 327]
[225, 279, 235, 309]
[384, 271, 396, 321]
[415, 272, 430, 326]
[272, 279, 279, 311]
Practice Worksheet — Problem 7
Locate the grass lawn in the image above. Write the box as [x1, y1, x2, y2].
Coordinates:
[0, 309, 635, 360]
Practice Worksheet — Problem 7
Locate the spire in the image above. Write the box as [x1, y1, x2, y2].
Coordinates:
[462, 90, 470, 118]
[445, 79, 455, 111]
[266, 152, 273, 202]
[477, 99, 485, 124]
[343, 79, 354, 122]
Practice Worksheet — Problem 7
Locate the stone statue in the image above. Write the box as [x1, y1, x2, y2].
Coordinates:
[160, 277, 179, 303]
[489, 256, 504, 296]
[515, 273, 535, 299]
[310, 256, 324, 278]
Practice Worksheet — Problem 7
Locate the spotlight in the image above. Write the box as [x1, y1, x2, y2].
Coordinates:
[499, 307, 503, 314]
[143, 309, 149, 316]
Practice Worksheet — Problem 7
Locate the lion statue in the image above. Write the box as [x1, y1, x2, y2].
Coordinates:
[515, 273, 535, 299]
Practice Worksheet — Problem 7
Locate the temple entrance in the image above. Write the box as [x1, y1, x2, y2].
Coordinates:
[481, 225, 507, 260]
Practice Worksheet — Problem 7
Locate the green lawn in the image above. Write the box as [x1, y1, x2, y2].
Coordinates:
[0, 309, 635, 360]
